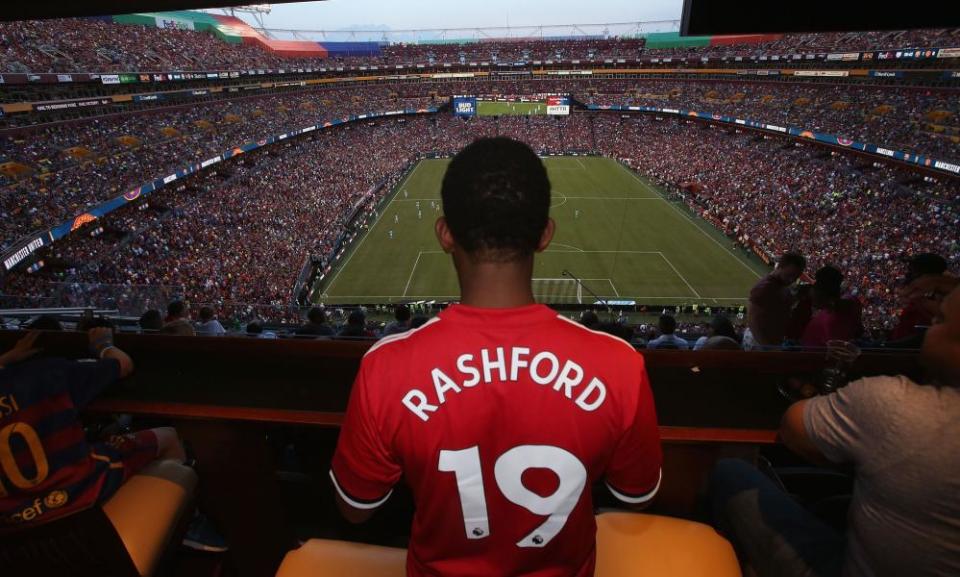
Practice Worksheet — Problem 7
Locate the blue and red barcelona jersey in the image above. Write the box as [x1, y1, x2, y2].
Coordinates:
[0, 357, 121, 532]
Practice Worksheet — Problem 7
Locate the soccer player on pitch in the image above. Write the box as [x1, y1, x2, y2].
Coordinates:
[330, 137, 662, 577]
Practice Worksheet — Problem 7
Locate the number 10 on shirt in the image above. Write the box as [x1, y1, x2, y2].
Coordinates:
[438, 444, 587, 547]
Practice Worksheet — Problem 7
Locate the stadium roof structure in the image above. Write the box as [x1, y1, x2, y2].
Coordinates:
[1, 0, 325, 22]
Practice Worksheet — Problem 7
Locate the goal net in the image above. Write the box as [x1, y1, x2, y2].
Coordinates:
[532, 278, 581, 304]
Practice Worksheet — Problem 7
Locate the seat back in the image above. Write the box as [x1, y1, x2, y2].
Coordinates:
[595, 512, 741, 577]
[276, 513, 740, 577]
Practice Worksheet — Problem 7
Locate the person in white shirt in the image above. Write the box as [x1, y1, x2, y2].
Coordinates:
[196, 307, 226, 336]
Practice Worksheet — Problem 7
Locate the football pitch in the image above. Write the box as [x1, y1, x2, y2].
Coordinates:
[316, 157, 769, 306]
[477, 101, 547, 116]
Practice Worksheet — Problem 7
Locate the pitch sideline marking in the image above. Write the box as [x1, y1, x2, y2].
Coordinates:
[323, 161, 423, 295]
[402, 251, 424, 297]
[616, 163, 762, 280]
[657, 253, 702, 299]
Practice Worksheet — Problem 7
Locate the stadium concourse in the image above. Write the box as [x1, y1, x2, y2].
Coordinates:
[0, 18, 956, 346]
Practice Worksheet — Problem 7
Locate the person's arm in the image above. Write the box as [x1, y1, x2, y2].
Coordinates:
[0, 331, 41, 368]
[778, 400, 830, 466]
[89, 327, 134, 378]
[329, 359, 401, 523]
[780, 378, 875, 467]
[604, 355, 662, 510]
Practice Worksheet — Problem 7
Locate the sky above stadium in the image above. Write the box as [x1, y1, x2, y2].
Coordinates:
[229, 0, 682, 35]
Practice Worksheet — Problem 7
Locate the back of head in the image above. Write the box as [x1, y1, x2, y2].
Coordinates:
[580, 310, 599, 328]
[246, 321, 263, 335]
[394, 304, 411, 323]
[139, 309, 163, 331]
[922, 283, 960, 386]
[167, 300, 187, 320]
[307, 306, 328, 325]
[659, 314, 677, 335]
[441, 137, 551, 262]
[907, 253, 948, 281]
[348, 309, 366, 326]
[199, 306, 215, 323]
[813, 265, 843, 302]
[779, 252, 807, 271]
[29, 315, 62, 331]
[710, 314, 737, 340]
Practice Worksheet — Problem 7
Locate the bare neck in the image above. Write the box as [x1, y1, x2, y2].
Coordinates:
[455, 254, 537, 309]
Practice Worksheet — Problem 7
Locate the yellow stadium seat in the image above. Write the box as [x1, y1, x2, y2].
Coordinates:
[276, 513, 740, 577]
[595, 512, 741, 577]
[102, 459, 198, 577]
[276, 539, 407, 577]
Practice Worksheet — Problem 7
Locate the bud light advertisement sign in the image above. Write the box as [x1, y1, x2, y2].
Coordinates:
[453, 96, 477, 117]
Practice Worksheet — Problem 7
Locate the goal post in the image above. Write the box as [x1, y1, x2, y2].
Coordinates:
[532, 278, 582, 304]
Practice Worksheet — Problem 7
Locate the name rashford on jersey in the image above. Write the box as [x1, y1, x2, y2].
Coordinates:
[331, 303, 662, 577]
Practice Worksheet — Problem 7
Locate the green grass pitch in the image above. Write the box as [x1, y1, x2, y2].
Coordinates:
[477, 101, 547, 116]
[316, 157, 770, 306]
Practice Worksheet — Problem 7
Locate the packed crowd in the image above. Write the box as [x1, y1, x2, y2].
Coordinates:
[593, 114, 960, 330]
[3, 110, 957, 336]
[2, 17, 958, 74]
[0, 87, 441, 250]
[578, 80, 960, 163]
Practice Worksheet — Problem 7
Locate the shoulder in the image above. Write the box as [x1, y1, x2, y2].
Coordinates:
[551, 315, 643, 364]
[362, 316, 444, 361]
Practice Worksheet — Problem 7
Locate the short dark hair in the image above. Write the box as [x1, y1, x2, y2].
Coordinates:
[908, 253, 948, 277]
[246, 321, 263, 334]
[348, 309, 366, 325]
[658, 314, 677, 335]
[394, 304, 411, 323]
[814, 265, 843, 299]
[709, 314, 737, 339]
[779, 252, 807, 270]
[167, 300, 188, 318]
[307, 306, 327, 325]
[139, 309, 163, 331]
[441, 137, 551, 261]
[29, 315, 62, 331]
[199, 306, 215, 322]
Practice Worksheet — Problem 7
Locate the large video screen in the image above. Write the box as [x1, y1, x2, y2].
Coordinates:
[453, 94, 571, 117]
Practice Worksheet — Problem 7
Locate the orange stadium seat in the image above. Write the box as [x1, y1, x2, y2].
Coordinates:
[275, 512, 741, 577]
[0, 459, 197, 577]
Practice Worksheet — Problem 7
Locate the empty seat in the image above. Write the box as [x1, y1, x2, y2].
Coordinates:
[276, 512, 740, 577]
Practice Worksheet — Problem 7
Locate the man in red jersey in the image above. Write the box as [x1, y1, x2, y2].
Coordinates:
[330, 138, 662, 577]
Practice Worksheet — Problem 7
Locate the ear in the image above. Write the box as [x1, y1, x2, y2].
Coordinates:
[535, 218, 556, 253]
[435, 217, 456, 253]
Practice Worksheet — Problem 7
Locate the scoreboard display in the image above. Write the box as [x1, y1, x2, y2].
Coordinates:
[453, 94, 571, 117]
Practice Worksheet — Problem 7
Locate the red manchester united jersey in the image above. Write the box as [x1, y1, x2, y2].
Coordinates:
[331, 304, 661, 577]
